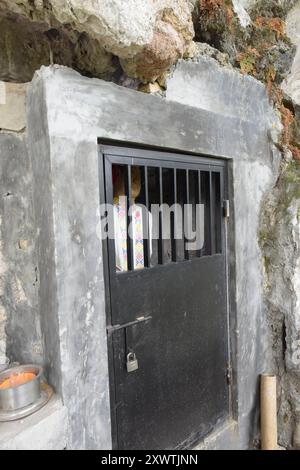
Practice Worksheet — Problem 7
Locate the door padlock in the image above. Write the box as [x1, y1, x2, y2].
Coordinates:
[126, 352, 139, 373]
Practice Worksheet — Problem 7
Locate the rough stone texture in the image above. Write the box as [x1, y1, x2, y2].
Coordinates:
[0, 15, 116, 83]
[194, 0, 296, 86]
[232, 0, 297, 17]
[260, 162, 300, 449]
[184, 42, 232, 69]
[0, 0, 195, 83]
[283, 1, 300, 105]
[232, 0, 253, 27]
[233, 0, 257, 7]
[138, 81, 164, 95]
[0, 82, 28, 132]
[120, 2, 194, 81]
[283, 50, 300, 106]
[0, 395, 68, 450]
[286, 0, 300, 45]
[26, 62, 280, 449]
[0, 133, 43, 365]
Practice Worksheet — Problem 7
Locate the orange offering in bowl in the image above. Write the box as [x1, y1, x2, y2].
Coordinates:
[0, 372, 36, 390]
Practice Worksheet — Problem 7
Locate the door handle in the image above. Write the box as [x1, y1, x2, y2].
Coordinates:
[106, 315, 152, 336]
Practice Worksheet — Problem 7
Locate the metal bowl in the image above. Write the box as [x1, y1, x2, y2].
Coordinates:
[0, 365, 43, 411]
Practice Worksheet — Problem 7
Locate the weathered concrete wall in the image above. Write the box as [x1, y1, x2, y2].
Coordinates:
[26, 60, 281, 449]
[0, 133, 43, 366]
[27, 67, 112, 450]
[0, 80, 68, 452]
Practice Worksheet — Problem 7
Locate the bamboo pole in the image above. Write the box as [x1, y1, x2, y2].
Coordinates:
[261, 374, 277, 450]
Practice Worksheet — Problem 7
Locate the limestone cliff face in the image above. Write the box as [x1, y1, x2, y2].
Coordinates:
[283, 1, 300, 106]
[260, 162, 300, 449]
[1, 0, 298, 87]
[0, 0, 195, 82]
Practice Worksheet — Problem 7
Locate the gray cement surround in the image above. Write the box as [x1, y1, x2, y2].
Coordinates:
[27, 62, 281, 449]
[0, 133, 43, 365]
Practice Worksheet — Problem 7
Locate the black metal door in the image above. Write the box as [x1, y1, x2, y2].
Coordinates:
[99, 145, 230, 450]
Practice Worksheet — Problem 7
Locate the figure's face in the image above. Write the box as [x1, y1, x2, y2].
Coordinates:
[113, 166, 141, 200]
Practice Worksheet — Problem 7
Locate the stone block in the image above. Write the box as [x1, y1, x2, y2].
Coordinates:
[0, 83, 28, 132]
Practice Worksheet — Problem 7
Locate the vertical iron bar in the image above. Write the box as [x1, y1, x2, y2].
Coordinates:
[197, 170, 202, 258]
[126, 165, 133, 271]
[184, 169, 190, 260]
[209, 171, 215, 255]
[171, 168, 177, 262]
[220, 170, 224, 254]
[217, 172, 222, 253]
[158, 167, 163, 265]
[143, 166, 150, 268]
[105, 160, 117, 275]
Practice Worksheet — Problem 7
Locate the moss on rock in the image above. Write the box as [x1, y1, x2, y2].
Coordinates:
[194, 0, 296, 85]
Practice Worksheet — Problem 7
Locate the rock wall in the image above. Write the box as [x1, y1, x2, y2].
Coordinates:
[0, 0, 195, 83]
[283, 1, 300, 106]
[261, 1, 300, 449]
[194, 0, 296, 85]
[0, 15, 116, 83]
[260, 161, 300, 448]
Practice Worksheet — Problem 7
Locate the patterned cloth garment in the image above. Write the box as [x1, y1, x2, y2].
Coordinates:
[114, 196, 147, 272]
